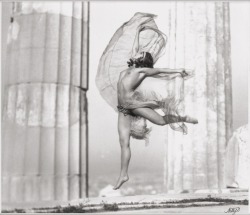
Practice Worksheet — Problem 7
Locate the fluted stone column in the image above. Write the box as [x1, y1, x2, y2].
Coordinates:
[163, 2, 232, 192]
[2, 2, 89, 203]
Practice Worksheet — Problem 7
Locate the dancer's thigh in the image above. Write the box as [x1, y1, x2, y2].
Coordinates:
[131, 108, 165, 125]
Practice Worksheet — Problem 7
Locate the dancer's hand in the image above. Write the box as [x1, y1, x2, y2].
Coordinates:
[127, 59, 134, 67]
[181, 69, 189, 78]
[180, 69, 194, 79]
[179, 69, 188, 78]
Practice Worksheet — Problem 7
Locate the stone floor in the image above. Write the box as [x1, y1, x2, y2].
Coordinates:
[101, 205, 249, 214]
[2, 189, 249, 213]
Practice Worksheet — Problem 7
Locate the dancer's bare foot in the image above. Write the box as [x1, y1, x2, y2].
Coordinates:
[113, 175, 129, 190]
[184, 115, 198, 124]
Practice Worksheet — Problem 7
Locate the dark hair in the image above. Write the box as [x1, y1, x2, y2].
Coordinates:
[127, 52, 154, 68]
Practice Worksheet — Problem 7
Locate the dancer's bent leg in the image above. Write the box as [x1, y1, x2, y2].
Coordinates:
[113, 112, 132, 190]
[132, 108, 198, 125]
[164, 114, 198, 124]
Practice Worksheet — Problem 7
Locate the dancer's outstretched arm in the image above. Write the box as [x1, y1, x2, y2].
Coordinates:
[129, 68, 191, 90]
[140, 68, 191, 77]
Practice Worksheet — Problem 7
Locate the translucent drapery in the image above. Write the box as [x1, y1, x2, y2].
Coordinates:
[163, 2, 232, 191]
[2, 2, 89, 203]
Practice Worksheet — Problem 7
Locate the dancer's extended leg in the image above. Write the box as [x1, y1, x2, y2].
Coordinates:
[113, 112, 132, 190]
[132, 108, 198, 125]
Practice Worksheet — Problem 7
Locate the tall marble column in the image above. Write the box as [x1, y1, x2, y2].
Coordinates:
[163, 2, 232, 192]
[2, 2, 89, 203]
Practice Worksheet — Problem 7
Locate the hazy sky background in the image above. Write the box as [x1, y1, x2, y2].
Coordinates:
[1, 2, 249, 178]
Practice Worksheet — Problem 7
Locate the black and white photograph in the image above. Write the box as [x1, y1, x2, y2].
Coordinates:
[1, 1, 249, 214]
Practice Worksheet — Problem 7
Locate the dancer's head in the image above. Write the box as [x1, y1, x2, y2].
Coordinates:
[128, 52, 154, 68]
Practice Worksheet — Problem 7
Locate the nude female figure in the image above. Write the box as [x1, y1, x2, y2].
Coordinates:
[113, 52, 198, 190]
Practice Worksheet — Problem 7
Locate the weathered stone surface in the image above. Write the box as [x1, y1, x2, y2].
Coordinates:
[41, 84, 56, 127]
[206, 4, 219, 187]
[27, 84, 42, 126]
[24, 127, 40, 174]
[40, 175, 54, 201]
[40, 128, 55, 174]
[69, 123, 80, 174]
[23, 176, 40, 202]
[10, 176, 24, 202]
[55, 175, 68, 201]
[69, 175, 80, 200]
[1, 177, 10, 202]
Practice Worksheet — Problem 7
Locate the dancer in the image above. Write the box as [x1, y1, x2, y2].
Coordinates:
[96, 13, 198, 190]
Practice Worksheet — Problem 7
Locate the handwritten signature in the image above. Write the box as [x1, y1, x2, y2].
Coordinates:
[224, 207, 240, 215]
